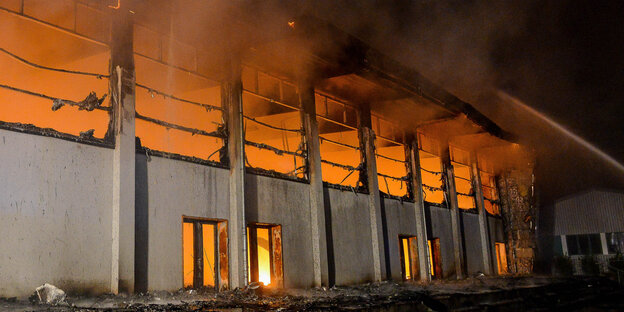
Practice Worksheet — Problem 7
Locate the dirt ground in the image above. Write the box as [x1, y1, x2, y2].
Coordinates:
[0, 276, 614, 311]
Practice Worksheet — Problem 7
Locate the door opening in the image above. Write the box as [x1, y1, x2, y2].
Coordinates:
[399, 235, 419, 281]
[495, 242, 509, 274]
[183, 217, 228, 289]
[428, 238, 443, 278]
[247, 224, 283, 287]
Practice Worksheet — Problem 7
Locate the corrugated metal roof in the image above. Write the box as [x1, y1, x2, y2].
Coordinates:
[553, 189, 624, 235]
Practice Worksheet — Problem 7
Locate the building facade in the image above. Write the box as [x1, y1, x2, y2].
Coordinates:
[551, 189, 624, 274]
[0, 1, 535, 297]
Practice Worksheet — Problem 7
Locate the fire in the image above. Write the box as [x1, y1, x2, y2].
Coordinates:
[288, 21, 295, 28]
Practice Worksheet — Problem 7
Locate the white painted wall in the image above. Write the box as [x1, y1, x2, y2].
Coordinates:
[0, 129, 114, 297]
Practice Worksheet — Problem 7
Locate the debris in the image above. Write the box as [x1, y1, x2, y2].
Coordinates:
[33, 283, 66, 305]
[80, 129, 95, 139]
[51, 92, 107, 112]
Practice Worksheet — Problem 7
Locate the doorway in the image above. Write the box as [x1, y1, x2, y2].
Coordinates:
[495, 242, 509, 274]
[399, 235, 419, 280]
[247, 223, 283, 287]
[428, 238, 443, 278]
[182, 217, 228, 289]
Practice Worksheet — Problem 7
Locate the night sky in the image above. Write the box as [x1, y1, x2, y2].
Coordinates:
[288, 0, 624, 204]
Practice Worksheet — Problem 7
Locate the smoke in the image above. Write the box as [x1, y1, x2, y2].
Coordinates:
[133, 0, 624, 203]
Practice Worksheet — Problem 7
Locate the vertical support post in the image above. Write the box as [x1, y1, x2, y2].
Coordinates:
[442, 147, 464, 279]
[359, 103, 385, 281]
[299, 79, 328, 287]
[407, 135, 431, 282]
[471, 154, 493, 275]
[110, 6, 135, 294]
[223, 57, 247, 289]
[600, 233, 609, 255]
[561, 235, 568, 256]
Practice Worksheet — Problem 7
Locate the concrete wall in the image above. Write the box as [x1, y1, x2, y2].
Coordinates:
[324, 188, 375, 285]
[135, 154, 230, 291]
[460, 212, 484, 275]
[245, 174, 315, 288]
[382, 198, 418, 281]
[425, 205, 455, 278]
[0, 130, 113, 297]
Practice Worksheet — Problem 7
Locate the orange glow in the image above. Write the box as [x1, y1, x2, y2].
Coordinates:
[0, 10, 110, 138]
[401, 238, 411, 279]
[182, 222, 194, 288]
[480, 171, 501, 215]
[376, 142, 408, 197]
[420, 151, 444, 204]
[495, 242, 508, 274]
[241, 67, 305, 177]
[256, 228, 271, 286]
[202, 223, 216, 287]
[288, 21, 295, 28]
[319, 130, 361, 187]
[134, 53, 223, 160]
[454, 163, 475, 209]
[428, 240, 434, 276]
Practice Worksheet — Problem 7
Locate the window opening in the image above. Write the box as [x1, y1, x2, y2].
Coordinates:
[566, 234, 603, 256]
[607, 232, 624, 254]
[399, 236, 419, 281]
[477, 155, 501, 215]
[495, 242, 508, 274]
[134, 24, 225, 163]
[373, 114, 409, 198]
[450, 145, 475, 210]
[0, 8, 111, 141]
[428, 238, 443, 278]
[315, 92, 363, 189]
[182, 217, 228, 289]
[418, 133, 445, 205]
[241, 66, 306, 179]
[247, 224, 283, 287]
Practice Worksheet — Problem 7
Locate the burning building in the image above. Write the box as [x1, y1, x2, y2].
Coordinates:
[0, 0, 536, 297]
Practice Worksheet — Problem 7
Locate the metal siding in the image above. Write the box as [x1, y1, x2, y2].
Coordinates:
[554, 190, 624, 235]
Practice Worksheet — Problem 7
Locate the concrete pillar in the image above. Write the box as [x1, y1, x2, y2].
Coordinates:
[442, 148, 464, 279]
[223, 58, 247, 289]
[600, 233, 609, 255]
[359, 103, 385, 281]
[407, 135, 431, 282]
[561, 235, 568, 256]
[471, 155, 493, 275]
[298, 80, 328, 287]
[110, 7, 135, 294]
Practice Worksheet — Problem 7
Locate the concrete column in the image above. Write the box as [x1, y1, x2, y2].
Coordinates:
[600, 233, 609, 255]
[561, 235, 568, 256]
[471, 155, 493, 275]
[407, 135, 431, 282]
[223, 58, 247, 289]
[110, 7, 135, 294]
[298, 80, 328, 287]
[359, 103, 385, 281]
[442, 148, 464, 279]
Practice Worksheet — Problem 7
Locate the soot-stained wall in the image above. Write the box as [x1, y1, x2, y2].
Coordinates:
[460, 212, 484, 275]
[382, 198, 418, 281]
[324, 188, 375, 285]
[135, 154, 230, 291]
[245, 174, 315, 288]
[0, 130, 113, 297]
[425, 205, 455, 278]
